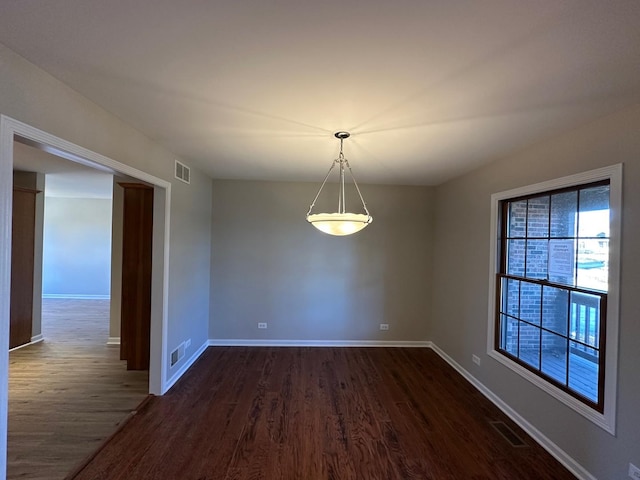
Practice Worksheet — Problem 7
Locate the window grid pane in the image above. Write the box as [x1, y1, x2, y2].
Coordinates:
[507, 240, 525, 276]
[542, 286, 568, 336]
[508, 200, 527, 237]
[568, 343, 599, 403]
[541, 331, 567, 384]
[501, 278, 520, 318]
[519, 322, 541, 369]
[550, 191, 577, 238]
[519, 282, 541, 325]
[526, 196, 549, 238]
[525, 240, 548, 279]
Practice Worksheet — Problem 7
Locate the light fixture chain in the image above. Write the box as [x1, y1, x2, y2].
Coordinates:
[337, 157, 344, 213]
[344, 160, 371, 216]
[306, 159, 338, 216]
[338, 138, 346, 212]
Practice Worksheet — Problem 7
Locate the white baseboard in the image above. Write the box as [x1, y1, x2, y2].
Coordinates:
[9, 335, 44, 352]
[163, 340, 209, 394]
[428, 343, 596, 480]
[208, 339, 431, 348]
[42, 294, 110, 300]
[107, 337, 121, 345]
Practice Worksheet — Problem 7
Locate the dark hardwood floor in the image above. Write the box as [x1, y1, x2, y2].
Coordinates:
[8, 298, 149, 480]
[72, 347, 577, 480]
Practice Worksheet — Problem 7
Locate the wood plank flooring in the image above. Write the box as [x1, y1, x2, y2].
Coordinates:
[72, 347, 577, 480]
[8, 298, 149, 480]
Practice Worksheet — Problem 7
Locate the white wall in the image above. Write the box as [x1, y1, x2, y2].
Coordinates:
[431, 106, 640, 480]
[210, 180, 433, 343]
[42, 196, 112, 298]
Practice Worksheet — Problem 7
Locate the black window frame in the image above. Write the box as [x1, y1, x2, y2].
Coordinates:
[495, 180, 610, 413]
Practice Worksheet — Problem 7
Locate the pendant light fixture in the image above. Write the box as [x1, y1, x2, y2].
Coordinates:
[306, 132, 373, 236]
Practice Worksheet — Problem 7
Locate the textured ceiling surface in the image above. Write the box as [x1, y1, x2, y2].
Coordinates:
[1, 0, 639, 185]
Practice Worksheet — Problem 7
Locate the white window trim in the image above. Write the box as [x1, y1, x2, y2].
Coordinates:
[486, 164, 622, 435]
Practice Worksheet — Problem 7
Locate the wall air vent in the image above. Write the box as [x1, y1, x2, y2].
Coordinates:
[170, 342, 186, 367]
[175, 160, 191, 184]
[489, 421, 528, 447]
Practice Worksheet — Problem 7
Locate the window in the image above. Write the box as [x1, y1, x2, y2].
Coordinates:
[488, 165, 621, 434]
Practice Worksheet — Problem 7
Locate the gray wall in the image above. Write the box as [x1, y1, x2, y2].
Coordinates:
[42, 196, 112, 297]
[167, 171, 212, 362]
[210, 180, 433, 342]
[431, 106, 640, 480]
[0, 42, 212, 380]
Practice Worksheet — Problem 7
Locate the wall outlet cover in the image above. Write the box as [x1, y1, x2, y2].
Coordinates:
[380, 324, 389, 331]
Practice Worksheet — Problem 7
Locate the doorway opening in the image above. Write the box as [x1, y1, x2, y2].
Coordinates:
[0, 116, 171, 478]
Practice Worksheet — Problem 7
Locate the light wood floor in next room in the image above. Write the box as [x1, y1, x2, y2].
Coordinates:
[8, 298, 149, 480]
[72, 347, 578, 480]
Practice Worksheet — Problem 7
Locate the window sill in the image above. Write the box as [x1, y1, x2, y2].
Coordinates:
[487, 349, 615, 434]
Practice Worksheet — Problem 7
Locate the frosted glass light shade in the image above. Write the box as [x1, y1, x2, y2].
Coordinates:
[306, 213, 373, 236]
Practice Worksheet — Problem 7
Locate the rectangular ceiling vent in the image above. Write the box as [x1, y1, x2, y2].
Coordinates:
[175, 160, 191, 184]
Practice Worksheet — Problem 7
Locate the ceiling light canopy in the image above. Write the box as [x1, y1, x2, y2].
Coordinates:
[306, 132, 373, 236]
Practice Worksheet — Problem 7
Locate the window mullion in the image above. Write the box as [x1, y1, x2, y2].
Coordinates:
[546, 194, 551, 282]
[538, 285, 543, 371]
[565, 291, 571, 388]
[517, 279, 522, 359]
[574, 189, 581, 287]
[520, 199, 528, 361]
[524, 199, 529, 278]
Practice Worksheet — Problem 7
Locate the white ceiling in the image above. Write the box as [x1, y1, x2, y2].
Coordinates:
[1, 0, 639, 185]
[13, 142, 114, 198]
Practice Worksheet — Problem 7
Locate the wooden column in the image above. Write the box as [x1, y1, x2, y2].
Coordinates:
[10, 186, 40, 349]
[119, 183, 153, 370]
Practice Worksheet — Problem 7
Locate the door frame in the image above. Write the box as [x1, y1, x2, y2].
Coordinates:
[0, 115, 172, 475]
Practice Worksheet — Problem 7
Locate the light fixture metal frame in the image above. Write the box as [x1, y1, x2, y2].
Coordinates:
[306, 131, 373, 236]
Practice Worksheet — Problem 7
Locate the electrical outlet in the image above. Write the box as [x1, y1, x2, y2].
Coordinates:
[185, 338, 191, 349]
[258, 322, 267, 329]
[629, 463, 640, 479]
[472, 354, 481, 366]
[380, 324, 389, 331]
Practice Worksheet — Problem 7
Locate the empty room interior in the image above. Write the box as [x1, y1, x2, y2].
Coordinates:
[0, 2, 639, 480]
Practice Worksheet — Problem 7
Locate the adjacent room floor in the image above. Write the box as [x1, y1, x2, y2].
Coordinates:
[8, 298, 149, 480]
